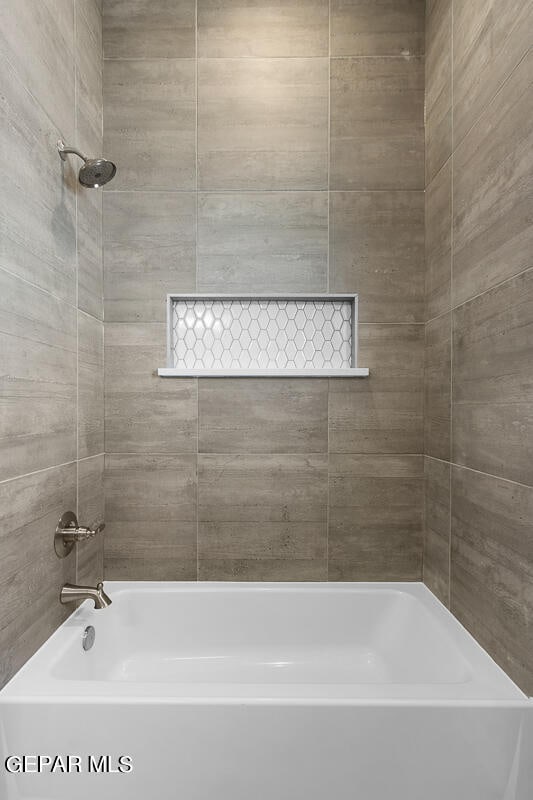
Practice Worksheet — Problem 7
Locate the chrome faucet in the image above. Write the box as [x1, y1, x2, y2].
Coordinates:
[54, 511, 105, 559]
[60, 582, 112, 610]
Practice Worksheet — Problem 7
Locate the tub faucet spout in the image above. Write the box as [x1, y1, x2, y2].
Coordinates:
[60, 582, 112, 609]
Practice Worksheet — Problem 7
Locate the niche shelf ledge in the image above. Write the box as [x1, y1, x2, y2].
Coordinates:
[161, 294, 369, 378]
[158, 367, 369, 378]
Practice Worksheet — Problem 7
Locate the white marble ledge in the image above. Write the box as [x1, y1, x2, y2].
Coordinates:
[158, 368, 370, 378]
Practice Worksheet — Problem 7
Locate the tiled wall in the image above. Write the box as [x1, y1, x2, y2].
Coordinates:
[0, 0, 104, 688]
[424, 0, 533, 694]
[102, 0, 426, 581]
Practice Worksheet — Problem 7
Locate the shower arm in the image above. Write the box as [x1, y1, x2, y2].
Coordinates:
[57, 139, 87, 163]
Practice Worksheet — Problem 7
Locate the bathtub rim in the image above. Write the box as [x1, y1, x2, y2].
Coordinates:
[0, 581, 527, 705]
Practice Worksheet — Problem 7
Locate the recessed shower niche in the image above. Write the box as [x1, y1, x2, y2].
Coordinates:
[158, 294, 369, 377]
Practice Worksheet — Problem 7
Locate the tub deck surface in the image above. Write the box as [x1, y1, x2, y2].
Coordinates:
[0, 582, 525, 702]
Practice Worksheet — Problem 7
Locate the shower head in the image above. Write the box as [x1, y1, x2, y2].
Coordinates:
[78, 157, 117, 188]
[57, 139, 116, 188]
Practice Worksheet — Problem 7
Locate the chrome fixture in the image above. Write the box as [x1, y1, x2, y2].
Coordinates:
[54, 511, 105, 558]
[57, 139, 116, 187]
[82, 625, 96, 651]
[60, 582, 112, 610]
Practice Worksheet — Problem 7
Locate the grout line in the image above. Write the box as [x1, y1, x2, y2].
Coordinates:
[78, 453, 105, 464]
[426, 266, 533, 328]
[0, 324, 77, 354]
[451, 43, 532, 156]
[105, 320, 426, 327]
[101, 0, 106, 581]
[326, 0, 331, 296]
[101, 194, 106, 579]
[108, 452, 424, 457]
[425, 307, 452, 327]
[326, 0, 331, 581]
[103, 57, 198, 62]
[104, 188, 329, 195]
[326, 386, 330, 581]
[421, 456, 426, 584]
[0, 459, 79, 487]
[450, 265, 533, 313]
[447, 459, 452, 609]
[101, 196, 106, 575]
[103, 55, 424, 62]
[425, 454, 533, 492]
[195, 0, 200, 583]
[330, 54, 423, 60]
[328, 454, 424, 459]
[448, 0, 454, 612]
[421, 282, 427, 583]
[74, 0, 80, 584]
[77, 306, 104, 322]
[426, 150, 452, 190]
[195, 0, 200, 290]
[0, 265, 78, 312]
[421, 0, 428, 584]
[102, 188, 424, 195]
[196, 382, 200, 583]
[328, 188, 424, 194]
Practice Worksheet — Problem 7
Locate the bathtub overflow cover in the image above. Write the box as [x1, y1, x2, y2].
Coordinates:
[82, 625, 96, 651]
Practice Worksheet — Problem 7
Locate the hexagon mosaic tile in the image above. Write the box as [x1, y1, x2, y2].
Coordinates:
[171, 299, 353, 370]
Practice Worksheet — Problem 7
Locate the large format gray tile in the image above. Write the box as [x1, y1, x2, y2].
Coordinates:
[199, 557, 325, 582]
[0, 270, 77, 482]
[198, 0, 328, 57]
[105, 454, 197, 580]
[452, 269, 533, 486]
[77, 454, 105, 585]
[425, 159, 451, 320]
[105, 323, 197, 453]
[424, 313, 451, 462]
[103, 0, 195, 58]
[198, 454, 328, 580]
[78, 311, 104, 460]
[0, 463, 76, 688]
[425, 0, 451, 184]
[453, 0, 532, 147]
[104, 192, 196, 322]
[330, 0, 424, 57]
[77, 0, 102, 41]
[0, 0, 75, 139]
[78, 189, 103, 320]
[75, 0, 102, 157]
[329, 324, 424, 454]
[0, 587, 72, 690]
[328, 455, 423, 580]
[0, 53, 77, 304]
[423, 456, 450, 606]
[453, 52, 533, 308]
[198, 378, 328, 453]
[330, 57, 424, 190]
[104, 59, 196, 190]
[451, 466, 533, 695]
[197, 192, 328, 292]
[329, 191, 424, 322]
[198, 58, 328, 190]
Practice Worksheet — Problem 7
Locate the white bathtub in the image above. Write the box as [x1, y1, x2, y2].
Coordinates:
[0, 582, 531, 799]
